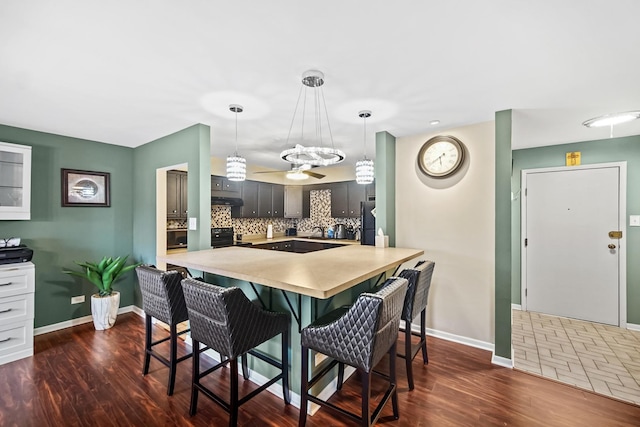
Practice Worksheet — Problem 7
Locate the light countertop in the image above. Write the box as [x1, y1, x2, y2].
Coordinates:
[157, 245, 423, 299]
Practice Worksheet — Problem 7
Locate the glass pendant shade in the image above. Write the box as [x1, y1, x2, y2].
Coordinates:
[356, 110, 374, 184]
[226, 104, 246, 181]
[355, 158, 374, 184]
[226, 155, 246, 181]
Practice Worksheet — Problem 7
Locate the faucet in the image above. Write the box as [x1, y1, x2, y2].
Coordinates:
[311, 226, 324, 238]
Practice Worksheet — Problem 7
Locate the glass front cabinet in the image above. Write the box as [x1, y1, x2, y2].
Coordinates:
[0, 142, 32, 220]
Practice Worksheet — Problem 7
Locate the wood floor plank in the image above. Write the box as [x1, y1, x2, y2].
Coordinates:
[1, 313, 639, 426]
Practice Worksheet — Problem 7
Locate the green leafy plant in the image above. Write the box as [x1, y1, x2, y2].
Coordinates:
[63, 255, 140, 297]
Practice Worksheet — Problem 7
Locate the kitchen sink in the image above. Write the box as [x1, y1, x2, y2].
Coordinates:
[250, 240, 345, 253]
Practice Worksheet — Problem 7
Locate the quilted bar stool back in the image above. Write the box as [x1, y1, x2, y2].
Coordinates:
[397, 259, 435, 390]
[299, 277, 408, 427]
[135, 265, 191, 396]
[181, 278, 290, 427]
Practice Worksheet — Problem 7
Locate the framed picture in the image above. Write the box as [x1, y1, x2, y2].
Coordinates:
[61, 169, 111, 207]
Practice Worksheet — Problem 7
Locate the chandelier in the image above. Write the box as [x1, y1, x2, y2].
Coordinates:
[280, 70, 345, 166]
[355, 110, 374, 184]
[226, 104, 246, 182]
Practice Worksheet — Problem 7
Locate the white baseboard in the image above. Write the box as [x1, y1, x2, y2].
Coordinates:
[34, 305, 137, 336]
[403, 320, 512, 369]
[491, 354, 513, 368]
[511, 304, 522, 311]
[627, 323, 640, 332]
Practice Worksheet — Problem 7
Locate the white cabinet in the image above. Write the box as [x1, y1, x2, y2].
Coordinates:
[284, 186, 303, 218]
[0, 262, 35, 365]
[0, 142, 32, 220]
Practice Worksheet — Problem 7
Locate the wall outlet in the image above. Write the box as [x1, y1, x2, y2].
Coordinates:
[630, 215, 640, 227]
[188, 217, 197, 230]
[71, 295, 85, 304]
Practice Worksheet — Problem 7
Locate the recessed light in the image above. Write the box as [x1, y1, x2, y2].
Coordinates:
[582, 111, 640, 128]
[429, 120, 440, 126]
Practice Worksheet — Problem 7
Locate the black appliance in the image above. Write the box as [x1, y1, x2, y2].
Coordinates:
[0, 245, 33, 265]
[167, 229, 187, 249]
[211, 196, 243, 206]
[211, 227, 234, 248]
[285, 227, 297, 236]
[360, 201, 376, 246]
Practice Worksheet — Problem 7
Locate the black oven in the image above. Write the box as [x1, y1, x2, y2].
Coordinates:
[211, 227, 234, 248]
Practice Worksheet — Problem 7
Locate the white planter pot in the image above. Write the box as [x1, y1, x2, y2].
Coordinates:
[91, 291, 120, 330]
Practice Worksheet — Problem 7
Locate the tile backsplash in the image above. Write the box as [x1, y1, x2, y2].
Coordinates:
[210, 189, 360, 236]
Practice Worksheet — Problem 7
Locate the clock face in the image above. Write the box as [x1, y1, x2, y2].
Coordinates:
[418, 135, 465, 178]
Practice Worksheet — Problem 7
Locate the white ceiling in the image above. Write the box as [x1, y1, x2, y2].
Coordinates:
[1, 1, 639, 170]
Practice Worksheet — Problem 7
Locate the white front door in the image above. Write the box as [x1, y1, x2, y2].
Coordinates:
[521, 163, 626, 326]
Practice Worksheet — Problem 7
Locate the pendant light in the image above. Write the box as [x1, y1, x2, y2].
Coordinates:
[355, 110, 374, 184]
[226, 104, 246, 182]
[280, 70, 345, 166]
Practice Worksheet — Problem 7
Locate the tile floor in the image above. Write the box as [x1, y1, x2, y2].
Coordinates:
[512, 309, 640, 406]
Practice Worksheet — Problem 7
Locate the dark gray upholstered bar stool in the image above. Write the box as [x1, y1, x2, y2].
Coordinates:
[299, 277, 408, 427]
[396, 260, 435, 390]
[181, 278, 290, 427]
[135, 265, 192, 396]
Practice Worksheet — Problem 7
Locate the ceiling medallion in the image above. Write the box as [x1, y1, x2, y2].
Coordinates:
[280, 70, 345, 167]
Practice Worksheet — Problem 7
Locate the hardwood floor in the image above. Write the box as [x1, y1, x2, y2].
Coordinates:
[2, 312, 640, 426]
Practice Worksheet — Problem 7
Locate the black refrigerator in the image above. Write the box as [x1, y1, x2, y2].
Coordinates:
[360, 200, 376, 246]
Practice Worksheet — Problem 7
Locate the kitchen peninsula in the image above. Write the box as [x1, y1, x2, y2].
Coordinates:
[157, 243, 422, 300]
[156, 243, 423, 401]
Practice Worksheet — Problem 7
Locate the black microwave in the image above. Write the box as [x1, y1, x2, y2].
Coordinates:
[167, 229, 187, 249]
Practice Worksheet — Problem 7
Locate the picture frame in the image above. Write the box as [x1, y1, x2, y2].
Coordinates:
[61, 169, 111, 207]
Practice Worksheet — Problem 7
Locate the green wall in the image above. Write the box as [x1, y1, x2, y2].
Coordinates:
[375, 131, 396, 246]
[132, 123, 211, 305]
[0, 125, 134, 328]
[511, 134, 640, 324]
[0, 122, 212, 328]
[495, 110, 512, 358]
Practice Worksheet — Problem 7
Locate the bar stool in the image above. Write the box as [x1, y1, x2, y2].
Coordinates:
[180, 278, 290, 427]
[135, 265, 192, 396]
[299, 277, 408, 427]
[396, 260, 435, 390]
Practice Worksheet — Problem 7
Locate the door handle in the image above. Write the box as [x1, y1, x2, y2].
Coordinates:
[608, 244, 616, 249]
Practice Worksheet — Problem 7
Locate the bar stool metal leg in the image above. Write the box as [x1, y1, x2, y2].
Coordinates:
[143, 314, 152, 375]
[299, 345, 309, 427]
[421, 310, 428, 364]
[189, 340, 201, 416]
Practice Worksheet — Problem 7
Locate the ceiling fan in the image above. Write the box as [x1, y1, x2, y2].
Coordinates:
[252, 164, 326, 180]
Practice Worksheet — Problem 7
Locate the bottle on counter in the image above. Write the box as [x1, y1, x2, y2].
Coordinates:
[266, 223, 273, 239]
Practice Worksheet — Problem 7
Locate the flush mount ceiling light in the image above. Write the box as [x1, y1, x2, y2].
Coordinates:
[583, 110, 640, 138]
[280, 70, 345, 167]
[226, 104, 246, 182]
[582, 111, 640, 128]
[286, 168, 310, 181]
[355, 110, 374, 185]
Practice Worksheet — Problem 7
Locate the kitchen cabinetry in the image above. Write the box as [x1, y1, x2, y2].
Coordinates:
[258, 183, 284, 218]
[167, 170, 188, 219]
[284, 186, 303, 218]
[330, 182, 349, 217]
[232, 180, 259, 218]
[0, 142, 31, 220]
[0, 262, 35, 366]
[330, 180, 373, 218]
[211, 175, 241, 197]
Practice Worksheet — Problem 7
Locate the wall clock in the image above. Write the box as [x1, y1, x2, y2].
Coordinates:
[417, 135, 466, 178]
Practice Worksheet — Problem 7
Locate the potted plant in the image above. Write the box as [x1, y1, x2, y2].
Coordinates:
[63, 255, 140, 330]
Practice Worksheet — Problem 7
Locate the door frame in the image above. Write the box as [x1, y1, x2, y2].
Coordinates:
[521, 162, 627, 327]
